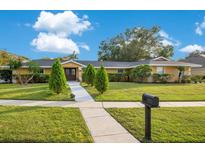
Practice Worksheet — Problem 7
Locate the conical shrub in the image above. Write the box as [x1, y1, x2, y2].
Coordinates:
[95, 65, 109, 94]
[49, 59, 67, 94]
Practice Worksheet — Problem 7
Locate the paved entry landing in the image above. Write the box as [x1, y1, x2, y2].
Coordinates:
[68, 82, 95, 102]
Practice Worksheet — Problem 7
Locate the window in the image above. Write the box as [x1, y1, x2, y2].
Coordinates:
[156, 67, 164, 74]
[117, 69, 124, 73]
[39, 68, 44, 73]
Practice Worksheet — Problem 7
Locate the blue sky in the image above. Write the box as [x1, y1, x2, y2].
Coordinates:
[1, 10, 205, 60]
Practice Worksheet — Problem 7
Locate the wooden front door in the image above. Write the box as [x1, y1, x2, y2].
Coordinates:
[64, 68, 76, 81]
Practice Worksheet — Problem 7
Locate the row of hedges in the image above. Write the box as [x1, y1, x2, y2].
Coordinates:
[108, 73, 172, 83]
[108, 73, 205, 83]
[152, 73, 172, 83]
[14, 73, 49, 83]
[181, 75, 205, 83]
[108, 73, 129, 82]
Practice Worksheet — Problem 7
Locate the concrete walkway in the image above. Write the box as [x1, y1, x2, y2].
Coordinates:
[0, 99, 205, 108]
[68, 81, 94, 102]
[67, 81, 139, 143]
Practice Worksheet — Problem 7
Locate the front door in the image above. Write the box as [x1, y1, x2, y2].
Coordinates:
[64, 68, 76, 81]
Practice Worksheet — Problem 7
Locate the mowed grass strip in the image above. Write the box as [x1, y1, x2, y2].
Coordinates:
[107, 107, 205, 143]
[0, 84, 73, 101]
[83, 82, 205, 101]
[0, 106, 93, 143]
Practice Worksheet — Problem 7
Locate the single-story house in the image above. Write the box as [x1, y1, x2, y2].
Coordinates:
[179, 54, 205, 75]
[0, 56, 201, 82]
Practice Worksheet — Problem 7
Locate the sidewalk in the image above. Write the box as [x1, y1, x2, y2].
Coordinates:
[68, 81, 139, 143]
[0, 99, 205, 108]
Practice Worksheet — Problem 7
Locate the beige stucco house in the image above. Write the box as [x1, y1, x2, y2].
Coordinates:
[4, 56, 200, 83]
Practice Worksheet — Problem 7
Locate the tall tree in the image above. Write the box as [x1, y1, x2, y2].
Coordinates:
[186, 50, 205, 58]
[98, 26, 174, 61]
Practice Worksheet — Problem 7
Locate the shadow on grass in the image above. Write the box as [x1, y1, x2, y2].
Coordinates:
[0, 106, 44, 116]
[0, 86, 48, 97]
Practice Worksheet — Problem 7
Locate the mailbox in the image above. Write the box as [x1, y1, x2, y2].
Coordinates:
[141, 93, 159, 142]
[142, 93, 159, 108]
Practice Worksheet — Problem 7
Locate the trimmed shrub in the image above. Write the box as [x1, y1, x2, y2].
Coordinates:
[108, 73, 129, 82]
[181, 75, 191, 83]
[32, 73, 49, 83]
[152, 73, 171, 83]
[152, 73, 161, 82]
[49, 59, 68, 94]
[131, 65, 152, 82]
[95, 65, 109, 94]
[84, 64, 96, 86]
[159, 74, 172, 83]
[14, 74, 49, 83]
[70, 93, 75, 99]
[191, 75, 204, 83]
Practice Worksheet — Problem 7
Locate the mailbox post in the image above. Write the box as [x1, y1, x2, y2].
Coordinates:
[142, 93, 159, 142]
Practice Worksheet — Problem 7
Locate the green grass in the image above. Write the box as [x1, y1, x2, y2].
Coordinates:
[107, 107, 205, 143]
[0, 106, 93, 143]
[0, 83, 73, 101]
[82, 82, 205, 101]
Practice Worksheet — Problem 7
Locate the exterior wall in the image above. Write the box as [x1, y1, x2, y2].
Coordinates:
[105, 68, 120, 74]
[150, 66, 191, 82]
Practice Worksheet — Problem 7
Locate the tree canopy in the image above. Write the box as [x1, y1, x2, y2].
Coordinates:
[131, 65, 152, 82]
[186, 50, 205, 58]
[98, 26, 174, 61]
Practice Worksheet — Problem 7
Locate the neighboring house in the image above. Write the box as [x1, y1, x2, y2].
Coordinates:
[0, 56, 201, 82]
[179, 54, 205, 75]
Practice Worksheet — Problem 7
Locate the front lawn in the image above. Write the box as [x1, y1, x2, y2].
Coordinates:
[82, 82, 205, 101]
[0, 106, 93, 142]
[107, 107, 205, 143]
[0, 83, 73, 101]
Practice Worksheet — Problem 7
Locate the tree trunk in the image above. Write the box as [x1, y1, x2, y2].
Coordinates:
[16, 73, 23, 85]
[25, 74, 35, 85]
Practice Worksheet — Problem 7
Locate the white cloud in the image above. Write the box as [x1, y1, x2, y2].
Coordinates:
[31, 11, 92, 54]
[195, 17, 205, 36]
[179, 44, 205, 53]
[160, 39, 174, 46]
[159, 30, 180, 47]
[159, 30, 169, 39]
[31, 33, 79, 54]
[79, 43, 90, 51]
[33, 11, 91, 37]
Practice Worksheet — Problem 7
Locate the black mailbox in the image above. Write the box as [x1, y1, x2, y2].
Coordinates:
[142, 93, 159, 108]
[141, 93, 159, 142]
